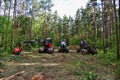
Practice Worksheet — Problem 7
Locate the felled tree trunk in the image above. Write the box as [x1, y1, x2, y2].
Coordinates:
[5, 71, 25, 80]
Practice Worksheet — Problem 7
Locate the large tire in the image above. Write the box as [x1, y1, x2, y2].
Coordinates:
[58, 49, 62, 53]
[13, 52, 21, 55]
[38, 48, 43, 53]
[48, 50, 53, 54]
[48, 48, 54, 54]
[66, 49, 69, 53]
[77, 48, 80, 52]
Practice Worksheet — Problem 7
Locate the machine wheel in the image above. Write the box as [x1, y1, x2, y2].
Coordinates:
[13, 52, 21, 55]
[48, 50, 53, 54]
[38, 48, 43, 53]
[48, 48, 54, 54]
[77, 48, 80, 52]
[66, 49, 69, 53]
[58, 49, 62, 53]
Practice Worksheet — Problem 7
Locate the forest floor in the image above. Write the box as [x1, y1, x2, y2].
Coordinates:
[0, 48, 118, 80]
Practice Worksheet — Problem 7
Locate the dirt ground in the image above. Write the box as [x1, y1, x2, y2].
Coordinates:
[0, 50, 115, 80]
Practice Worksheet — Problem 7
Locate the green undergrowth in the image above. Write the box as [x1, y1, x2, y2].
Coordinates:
[97, 50, 120, 79]
[0, 51, 10, 57]
[0, 49, 120, 80]
[66, 66, 97, 80]
[115, 61, 120, 80]
[97, 50, 118, 65]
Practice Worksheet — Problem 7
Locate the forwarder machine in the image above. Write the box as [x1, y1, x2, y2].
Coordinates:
[38, 38, 54, 54]
[58, 39, 69, 53]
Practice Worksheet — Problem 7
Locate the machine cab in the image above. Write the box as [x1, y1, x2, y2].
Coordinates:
[44, 38, 52, 48]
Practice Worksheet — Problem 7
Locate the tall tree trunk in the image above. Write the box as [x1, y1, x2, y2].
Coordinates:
[109, 0, 114, 41]
[3, 0, 8, 50]
[8, 0, 12, 20]
[0, 0, 2, 15]
[119, 0, 120, 57]
[93, 0, 97, 49]
[13, 0, 17, 46]
[101, 0, 107, 53]
[30, 0, 34, 39]
[113, 0, 120, 59]
[107, 0, 112, 48]
[20, 0, 24, 16]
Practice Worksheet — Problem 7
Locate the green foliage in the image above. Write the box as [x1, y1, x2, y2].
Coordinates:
[9, 55, 23, 62]
[0, 61, 5, 68]
[115, 62, 120, 80]
[72, 60, 84, 67]
[35, 66, 44, 72]
[49, 32, 59, 46]
[85, 71, 97, 80]
[69, 35, 80, 45]
[17, 16, 31, 41]
[97, 50, 117, 65]
[69, 68, 97, 80]
[0, 0, 119, 62]
[0, 16, 13, 51]
[32, 15, 43, 38]
[96, 50, 120, 79]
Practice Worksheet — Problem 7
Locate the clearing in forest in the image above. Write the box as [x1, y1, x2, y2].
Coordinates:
[0, 52, 115, 80]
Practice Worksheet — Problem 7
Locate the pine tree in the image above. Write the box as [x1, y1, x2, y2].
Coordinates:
[113, 0, 120, 59]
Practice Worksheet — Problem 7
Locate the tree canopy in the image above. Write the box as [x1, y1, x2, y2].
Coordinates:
[0, 0, 119, 59]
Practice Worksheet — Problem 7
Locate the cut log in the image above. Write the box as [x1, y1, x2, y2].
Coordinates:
[5, 71, 25, 80]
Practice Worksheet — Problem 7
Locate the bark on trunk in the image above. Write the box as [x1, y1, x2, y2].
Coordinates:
[113, 0, 120, 59]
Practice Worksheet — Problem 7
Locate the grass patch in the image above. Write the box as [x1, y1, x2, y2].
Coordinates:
[97, 50, 120, 80]
[8, 55, 24, 62]
[0, 61, 5, 68]
[68, 67, 97, 80]
[35, 66, 44, 72]
[0, 50, 118, 80]
[0, 51, 10, 57]
[115, 61, 120, 80]
[97, 50, 117, 66]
